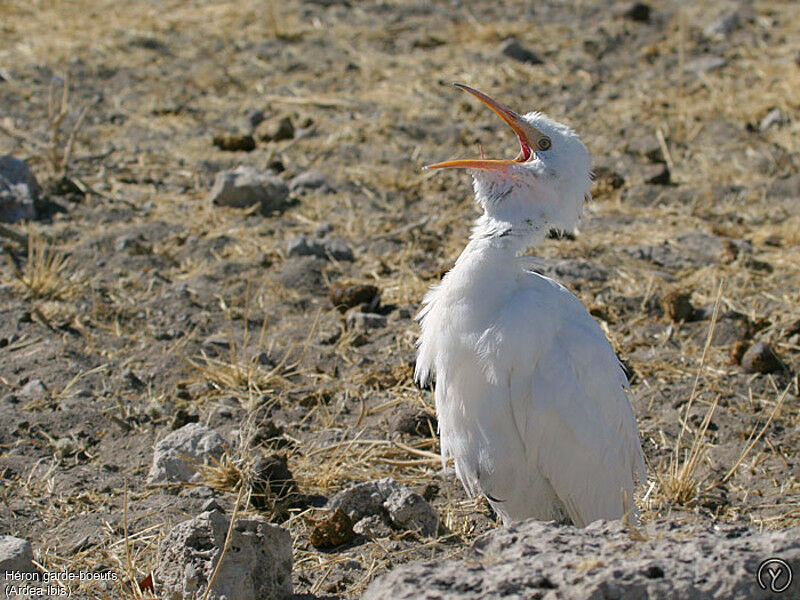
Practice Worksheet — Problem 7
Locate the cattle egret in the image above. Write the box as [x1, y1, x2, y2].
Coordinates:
[416, 84, 646, 527]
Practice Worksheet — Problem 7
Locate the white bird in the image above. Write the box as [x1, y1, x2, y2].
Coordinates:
[416, 84, 645, 527]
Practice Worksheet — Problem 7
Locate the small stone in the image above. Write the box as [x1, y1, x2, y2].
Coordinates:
[156, 510, 292, 600]
[208, 166, 291, 214]
[383, 487, 439, 536]
[661, 290, 695, 322]
[759, 108, 784, 131]
[710, 311, 753, 346]
[0, 155, 39, 223]
[212, 132, 256, 152]
[626, 135, 664, 163]
[329, 478, 402, 522]
[0, 535, 34, 582]
[246, 109, 265, 129]
[250, 454, 301, 512]
[256, 115, 295, 142]
[147, 423, 227, 485]
[324, 238, 354, 261]
[309, 508, 354, 549]
[392, 407, 437, 437]
[741, 342, 784, 374]
[289, 171, 328, 193]
[499, 38, 544, 65]
[19, 379, 47, 400]
[201, 498, 223, 513]
[314, 222, 333, 237]
[620, 2, 651, 23]
[346, 311, 387, 331]
[329, 281, 380, 312]
[684, 55, 727, 75]
[287, 236, 354, 262]
[643, 164, 671, 185]
[353, 514, 393, 539]
[46, 176, 84, 202]
[704, 12, 740, 38]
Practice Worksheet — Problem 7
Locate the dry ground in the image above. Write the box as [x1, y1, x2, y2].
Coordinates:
[1, 0, 799, 598]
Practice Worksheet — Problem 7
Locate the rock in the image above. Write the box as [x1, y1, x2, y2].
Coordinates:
[619, 2, 651, 23]
[624, 242, 691, 270]
[741, 342, 785, 374]
[705, 12, 740, 38]
[759, 108, 785, 131]
[324, 238, 355, 261]
[392, 407, 437, 437]
[328, 478, 437, 536]
[46, 175, 85, 202]
[329, 281, 380, 312]
[353, 514, 393, 539]
[0, 155, 39, 223]
[156, 510, 292, 600]
[346, 311, 387, 331]
[250, 454, 301, 511]
[383, 487, 439, 536]
[289, 170, 328, 193]
[643, 163, 671, 185]
[309, 508, 354, 549]
[246, 109, 265, 129]
[256, 115, 294, 142]
[147, 423, 227, 484]
[208, 166, 291, 214]
[626, 135, 664, 163]
[499, 38, 544, 65]
[212, 132, 256, 152]
[0, 535, 34, 578]
[19, 379, 47, 400]
[362, 519, 800, 600]
[661, 290, 695, 322]
[709, 311, 753, 346]
[684, 55, 727, 75]
[286, 236, 354, 261]
[314, 221, 333, 237]
[329, 477, 402, 522]
[527, 258, 609, 283]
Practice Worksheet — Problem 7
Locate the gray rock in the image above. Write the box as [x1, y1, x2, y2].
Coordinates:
[329, 477, 401, 522]
[287, 236, 354, 261]
[741, 342, 785, 374]
[346, 311, 387, 331]
[147, 423, 227, 484]
[289, 170, 328, 193]
[705, 12, 740, 38]
[363, 519, 800, 600]
[759, 108, 785, 131]
[499, 38, 544, 65]
[527, 258, 609, 283]
[383, 487, 439, 536]
[156, 510, 292, 600]
[353, 515, 393, 539]
[208, 166, 290, 213]
[684, 55, 727, 75]
[329, 478, 438, 536]
[19, 379, 47, 400]
[624, 242, 693, 269]
[0, 155, 39, 223]
[0, 535, 34, 575]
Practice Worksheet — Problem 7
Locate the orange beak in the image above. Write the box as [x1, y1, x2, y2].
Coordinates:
[426, 83, 534, 171]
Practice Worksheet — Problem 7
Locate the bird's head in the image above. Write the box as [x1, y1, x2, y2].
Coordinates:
[426, 83, 591, 237]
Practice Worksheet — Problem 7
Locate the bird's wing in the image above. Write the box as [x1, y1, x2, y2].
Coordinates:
[497, 274, 646, 526]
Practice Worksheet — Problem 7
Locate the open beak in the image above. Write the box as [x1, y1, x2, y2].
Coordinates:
[426, 83, 534, 171]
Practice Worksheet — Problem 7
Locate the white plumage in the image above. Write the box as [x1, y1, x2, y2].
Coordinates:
[416, 84, 645, 527]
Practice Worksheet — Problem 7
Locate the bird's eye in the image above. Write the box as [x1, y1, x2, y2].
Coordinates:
[537, 137, 552, 151]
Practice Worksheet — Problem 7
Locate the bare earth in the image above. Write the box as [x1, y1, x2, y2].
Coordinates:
[1, 0, 799, 598]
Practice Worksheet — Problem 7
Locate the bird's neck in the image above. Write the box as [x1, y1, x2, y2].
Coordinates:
[467, 213, 545, 255]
